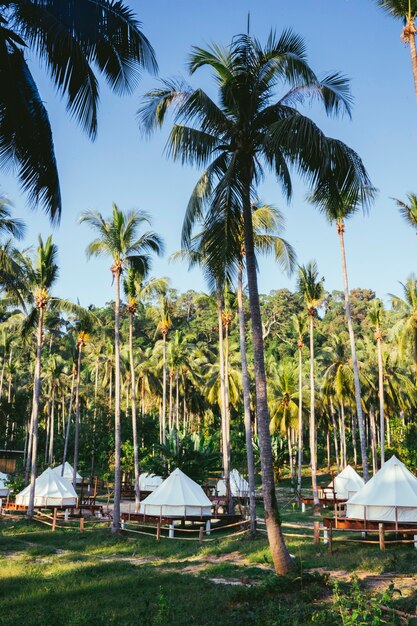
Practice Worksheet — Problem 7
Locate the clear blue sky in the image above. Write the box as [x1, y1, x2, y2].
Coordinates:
[1, 0, 415, 307]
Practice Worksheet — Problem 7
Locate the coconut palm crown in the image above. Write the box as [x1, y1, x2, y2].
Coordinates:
[0, 0, 157, 222]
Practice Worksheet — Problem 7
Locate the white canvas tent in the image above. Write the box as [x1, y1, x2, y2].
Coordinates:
[326, 465, 364, 500]
[217, 469, 250, 498]
[139, 473, 163, 492]
[139, 468, 212, 518]
[346, 455, 417, 523]
[53, 462, 82, 485]
[0, 472, 9, 497]
[15, 467, 77, 507]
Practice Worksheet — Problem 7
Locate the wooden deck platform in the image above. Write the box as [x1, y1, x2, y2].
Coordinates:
[121, 512, 242, 526]
[323, 516, 417, 532]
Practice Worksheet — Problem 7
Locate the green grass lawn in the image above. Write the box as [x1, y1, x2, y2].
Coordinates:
[2, 500, 417, 626]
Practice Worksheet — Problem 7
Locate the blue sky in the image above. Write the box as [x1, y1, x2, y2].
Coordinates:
[1, 0, 416, 307]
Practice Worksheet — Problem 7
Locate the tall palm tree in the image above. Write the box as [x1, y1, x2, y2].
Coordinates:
[123, 270, 165, 513]
[80, 204, 163, 532]
[0, 1, 157, 221]
[394, 193, 417, 231]
[369, 300, 386, 465]
[139, 30, 371, 575]
[23, 236, 58, 517]
[297, 261, 324, 513]
[156, 294, 172, 445]
[307, 189, 374, 482]
[72, 331, 88, 486]
[292, 313, 307, 503]
[374, 0, 417, 99]
[390, 276, 417, 382]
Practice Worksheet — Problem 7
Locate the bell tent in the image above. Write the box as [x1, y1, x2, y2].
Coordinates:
[328, 465, 364, 500]
[217, 469, 250, 498]
[0, 472, 9, 497]
[15, 467, 77, 508]
[139, 473, 163, 492]
[53, 462, 82, 485]
[139, 468, 212, 518]
[346, 455, 417, 523]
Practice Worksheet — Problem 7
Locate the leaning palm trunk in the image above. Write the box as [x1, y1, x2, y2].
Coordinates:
[62, 364, 76, 475]
[337, 221, 369, 481]
[369, 405, 377, 474]
[72, 346, 82, 486]
[308, 314, 320, 513]
[297, 339, 303, 504]
[216, 284, 231, 511]
[375, 329, 385, 465]
[237, 262, 257, 533]
[128, 313, 141, 512]
[242, 179, 293, 575]
[112, 267, 122, 532]
[27, 307, 45, 518]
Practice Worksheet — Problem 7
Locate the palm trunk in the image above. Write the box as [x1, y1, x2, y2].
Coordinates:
[297, 342, 303, 504]
[376, 332, 385, 465]
[91, 358, 99, 478]
[242, 177, 293, 575]
[62, 364, 76, 475]
[330, 398, 340, 473]
[73, 345, 82, 486]
[408, 27, 417, 101]
[162, 333, 167, 444]
[112, 268, 122, 532]
[0, 353, 7, 400]
[129, 313, 141, 513]
[175, 372, 179, 431]
[25, 409, 34, 482]
[27, 307, 45, 518]
[216, 284, 231, 512]
[337, 222, 368, 481]
[340, 403, 347, 467]
[48, 388, 55, 465]
[351, 412, 357, 467]
[224, 320, 232, 514]
[237, 261, 257, 533]
[308, 314, 320, 513]
[168, 370, 173, 432]
[369, 405, 377, 474]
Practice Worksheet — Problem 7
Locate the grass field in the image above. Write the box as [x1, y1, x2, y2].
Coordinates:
[2, 490, 417, 626]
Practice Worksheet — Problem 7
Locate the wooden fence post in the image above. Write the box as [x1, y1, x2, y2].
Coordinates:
[328, 525, 333, 554]
[52, 508, 57, 532]
[156, 522, 161, 541]
[80, 517, 84, 533]
[199, 526, 204, 543]
[313, 521, 320, 545]
[379, 523, 385, 551]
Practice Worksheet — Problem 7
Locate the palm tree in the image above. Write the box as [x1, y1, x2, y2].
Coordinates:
[292, 313, 307, 503]
[0, 1, 157, 221]
[307, 188, 374, 482]
[369, 300, 386, 465]
[156, 294, 172, 445]
[72, 331, 88, 486]
[23, 236, 58, 517]
[268, 359, 299, 480]
[297, 261, 324, 513]
[123, 270, 165, 513]
[394, 193, 417, 231]
[80, 204, 163, 532]
[320, 334, 354, 469]
[390, 276, 417, 382]
[374, 0, 417, 99]
[139, 30, 371, 575]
